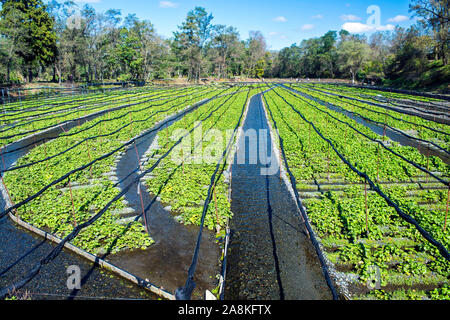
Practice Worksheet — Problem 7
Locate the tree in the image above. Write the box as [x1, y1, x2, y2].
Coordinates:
[262, 51, 276, 78]
[409, 0, 449, 64]
[172, 7, 214, 81]
[0, 0, 57, 82]
[384, 26, 434, 81]
[318, 31, 338, 78]
[209, 25, 240, 79]
[0, 5, 25, 82]
[273, 45, 303, 78]
[246, 31, 267, 77]
[128, 19, 170, 80]
[55, 3, 91, 82]
[337, 39, 372, 83]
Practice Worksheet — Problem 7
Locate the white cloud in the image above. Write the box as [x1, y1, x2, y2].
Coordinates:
[312, 14, 324, 19]
[159, 1, 178, 8]
[342, 22, 373, 33]
[273, 16, 288, 22]
[268, 32, 287, 39]
[342, 22, 395, 33]
[340, 14, 361, 21]
[387, 15, 409, 23]
[300, 24, 315, 31]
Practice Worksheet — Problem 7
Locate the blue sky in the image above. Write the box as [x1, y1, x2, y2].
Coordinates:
[72, 0, 415, 50]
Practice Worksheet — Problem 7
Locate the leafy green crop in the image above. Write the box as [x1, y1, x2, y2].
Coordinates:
[263, 85, 449, 300]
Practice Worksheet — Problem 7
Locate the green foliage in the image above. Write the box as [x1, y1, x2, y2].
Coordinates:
[429, 284, 450, 300]
[0, 0, 57, 82]
[263, 86, 449, 300]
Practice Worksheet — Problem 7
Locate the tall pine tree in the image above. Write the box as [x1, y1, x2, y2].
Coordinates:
[0, 0, 57, 82]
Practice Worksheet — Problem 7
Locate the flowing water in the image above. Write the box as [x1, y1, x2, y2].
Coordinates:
[225, 94, 333, 300]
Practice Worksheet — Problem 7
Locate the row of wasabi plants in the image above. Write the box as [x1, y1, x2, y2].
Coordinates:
[288, 83, 449, 150]
[307, 83, 447, 104]
[262, 85, 449, 300]
[1, 85, 169, 113]
[0, 86, 206, 146]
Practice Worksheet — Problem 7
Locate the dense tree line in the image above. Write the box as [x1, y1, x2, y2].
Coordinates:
[0, 1, 269, 83]
[272, 0, 449, 88]
[0, 0, 448, 89]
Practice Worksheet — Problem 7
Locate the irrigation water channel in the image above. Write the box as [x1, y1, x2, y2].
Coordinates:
[109, 101, 220, 300]
[225, 93, 333, 300]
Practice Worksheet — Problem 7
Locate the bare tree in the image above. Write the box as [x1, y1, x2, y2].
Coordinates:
[410, 0, 449, 64]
